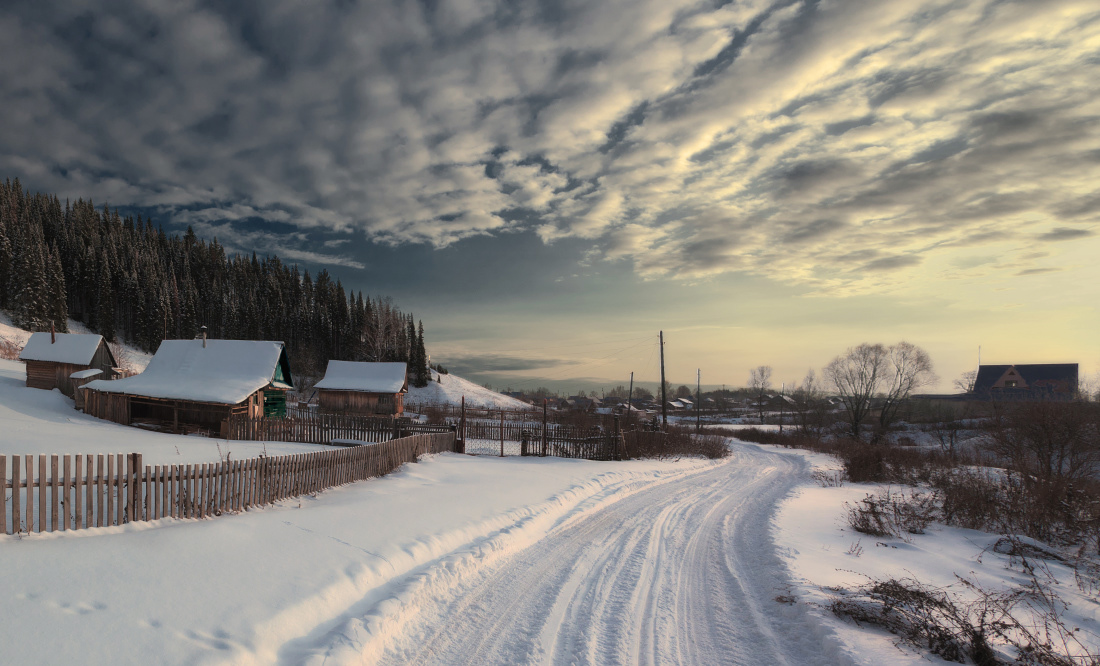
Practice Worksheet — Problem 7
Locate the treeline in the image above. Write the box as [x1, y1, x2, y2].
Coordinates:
[0, 178, 432, 384]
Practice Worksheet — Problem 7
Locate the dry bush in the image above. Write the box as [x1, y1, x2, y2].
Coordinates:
[846, 488, 939, 539]
[0, 335, 21, 360]
[832, 574, 1100, 666]
[621, 427, 729, 460]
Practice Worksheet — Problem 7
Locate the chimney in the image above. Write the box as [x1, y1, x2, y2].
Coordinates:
[51, 322, 56, 344]
[201, 325, 208, 348]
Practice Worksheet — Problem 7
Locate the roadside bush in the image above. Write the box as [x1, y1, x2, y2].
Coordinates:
[846, 488, 938, 539]
[832, 574, 1100, 666]
[621, 427, 729, 460]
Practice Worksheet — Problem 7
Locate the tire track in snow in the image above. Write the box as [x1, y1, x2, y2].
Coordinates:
[367, 445, 853, 666]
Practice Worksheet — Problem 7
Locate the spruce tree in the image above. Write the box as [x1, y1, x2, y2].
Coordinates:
[96, 251, 115, 342]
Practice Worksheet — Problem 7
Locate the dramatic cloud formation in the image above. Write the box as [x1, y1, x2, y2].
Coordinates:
[1, 0, 1097, 289]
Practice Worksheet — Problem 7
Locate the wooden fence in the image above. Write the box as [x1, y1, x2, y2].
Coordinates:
[227, 412, 397, 444]
[0, 433, 455, 535]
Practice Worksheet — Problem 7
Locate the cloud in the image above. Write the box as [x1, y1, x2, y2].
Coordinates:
[1036, 227, 1094, 242]
[442, 354, 580, 374]
[1, 0, 1097, 292]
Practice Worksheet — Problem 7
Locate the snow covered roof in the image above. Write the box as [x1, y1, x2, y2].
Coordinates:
[314, 361, 407, 393]
[18, 332, 106, 365]
[83, 339, 291, 405]
[70, 369, 102, 380]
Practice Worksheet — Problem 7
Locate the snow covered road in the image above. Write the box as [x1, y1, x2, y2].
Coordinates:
[313, 445, 851, 666]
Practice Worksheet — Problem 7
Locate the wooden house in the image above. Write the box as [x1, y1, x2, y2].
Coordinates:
[82, 339, 293, 434]
[972, 363, 1078, 401]
[18, 332, 118, 397]
[315, 361, 408, 415]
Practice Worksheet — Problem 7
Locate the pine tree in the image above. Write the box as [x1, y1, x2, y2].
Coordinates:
[96, 250, 115, 342]
[414, 320, 430, 387]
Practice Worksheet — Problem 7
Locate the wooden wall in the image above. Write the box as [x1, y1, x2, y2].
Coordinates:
[318, 389, 404, 415]
[24, 340, 116, 397]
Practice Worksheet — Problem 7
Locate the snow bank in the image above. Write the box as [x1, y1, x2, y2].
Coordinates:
[406, 370, 529, 409]
[767, 442, 1100, 664]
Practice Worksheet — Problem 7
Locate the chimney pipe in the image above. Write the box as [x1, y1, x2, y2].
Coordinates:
[201, 325, 208, 348]
[51, 322, 56, 344]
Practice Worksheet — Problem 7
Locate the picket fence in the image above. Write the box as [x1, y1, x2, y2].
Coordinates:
[0, 433, 455, 535]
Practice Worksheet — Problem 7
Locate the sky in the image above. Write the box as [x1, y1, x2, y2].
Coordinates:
[1, 0, 1098, 394]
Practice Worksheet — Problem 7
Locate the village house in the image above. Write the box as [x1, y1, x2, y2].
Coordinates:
[81, 338, 293, 434]
[972, 363, 1079, 401]
[18, 331, 118, 397]
[314, 361, 408, 416]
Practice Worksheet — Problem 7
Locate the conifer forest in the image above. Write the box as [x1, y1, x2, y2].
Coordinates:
[0, 179, 432, 385]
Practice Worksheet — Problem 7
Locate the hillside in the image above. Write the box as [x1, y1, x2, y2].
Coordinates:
[406, 370, 529, 410]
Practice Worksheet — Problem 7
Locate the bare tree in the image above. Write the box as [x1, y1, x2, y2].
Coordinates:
[792, 368, 829, 436]
[877, 341, 937, 436]
[749, 365, 772, 424]
[953, 370, 977, 393]
[825, 342, 936, 441]
[824, 343, 887, 440]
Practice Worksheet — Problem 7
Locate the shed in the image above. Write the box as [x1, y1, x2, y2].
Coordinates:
[314, 361, 408, 415]
[18, 332, 118, 397]
[82, 339, 293, 434]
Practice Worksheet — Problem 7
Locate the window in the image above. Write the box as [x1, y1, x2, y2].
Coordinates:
[1005, 380, 1018, 388]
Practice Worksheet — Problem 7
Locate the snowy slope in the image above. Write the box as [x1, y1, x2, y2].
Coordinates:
[405, 369, 529, 409]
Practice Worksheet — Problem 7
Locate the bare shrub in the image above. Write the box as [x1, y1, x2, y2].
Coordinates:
[621, 427, 729, 460]
[0, 335, 21, 360]
[811, 469, 846, 487]
[832, 574, 1100, 666]
[108, 341, 137, 375]
[845, 488, 938, 539]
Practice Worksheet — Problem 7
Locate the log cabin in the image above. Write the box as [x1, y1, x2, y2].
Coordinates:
[18, 331, 118, 397]
[314, 361, 408, 415]
[82, 338, 293, 434]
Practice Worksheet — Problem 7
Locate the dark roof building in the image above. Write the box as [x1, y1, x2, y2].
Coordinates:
[972, 363, 1078, 401]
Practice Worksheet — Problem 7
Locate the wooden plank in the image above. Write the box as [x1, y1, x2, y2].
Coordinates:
[202, 463, 212, 518]
[39, 455, 47, 533]
[73, 455, 83, 530]
[84, 455, 93, 528]
[144, 463, 151, 522]
[105, 454, 114, 527]
[123, 453, 133, 524]
[116, 453, 125, 526]
[62, 455, 71, 531]
[0, 456, 6, 535]
[11, 455, 20, 534]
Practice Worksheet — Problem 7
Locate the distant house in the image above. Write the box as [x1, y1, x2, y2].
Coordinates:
[82, 339, 293, 434]
[18, 332, 118, 397]
[972, 363, 1078, 401]
[314, 361, 408, 416]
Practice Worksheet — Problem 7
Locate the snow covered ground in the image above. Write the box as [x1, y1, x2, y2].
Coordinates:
[405, 369, 529, 409]
[4, 339, 1095, 664]
[771, 445, 1100, 664]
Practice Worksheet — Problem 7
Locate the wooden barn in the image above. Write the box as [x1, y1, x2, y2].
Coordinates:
[82, 339, 293, 434]
[314, 361, 408, 415]
[18, 331, 118, 397]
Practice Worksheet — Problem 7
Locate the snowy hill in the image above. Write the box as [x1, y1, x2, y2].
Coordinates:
[406, 370, 529, 409]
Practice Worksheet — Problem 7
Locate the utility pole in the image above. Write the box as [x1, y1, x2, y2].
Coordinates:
[627, 371, 634, 420]
[696, 368, 701, 434]
[659, 331, 667, 429]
